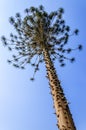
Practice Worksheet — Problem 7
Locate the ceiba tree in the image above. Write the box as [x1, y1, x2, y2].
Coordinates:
[1, 5, 82, 130]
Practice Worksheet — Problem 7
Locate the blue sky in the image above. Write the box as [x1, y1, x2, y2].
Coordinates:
[0, 0, 86, 130]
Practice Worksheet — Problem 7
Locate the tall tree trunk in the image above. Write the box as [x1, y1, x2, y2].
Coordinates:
[43, 47, 76, 130]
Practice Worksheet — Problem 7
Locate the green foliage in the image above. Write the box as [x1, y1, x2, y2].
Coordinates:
[1, 5, 82, 80]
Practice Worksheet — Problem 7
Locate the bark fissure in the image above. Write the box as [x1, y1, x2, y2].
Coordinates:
[43, 47, 76, 130]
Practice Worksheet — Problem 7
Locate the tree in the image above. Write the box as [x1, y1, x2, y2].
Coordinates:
[1, 5, 82, 130]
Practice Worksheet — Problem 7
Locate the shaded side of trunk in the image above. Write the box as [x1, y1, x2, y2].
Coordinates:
[43, 47, 76, 130]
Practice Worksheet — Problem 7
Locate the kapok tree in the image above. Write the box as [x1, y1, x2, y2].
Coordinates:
[1, 5, 82, 130]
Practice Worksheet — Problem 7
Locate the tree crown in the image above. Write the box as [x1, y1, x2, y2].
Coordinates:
[1, 5, 82, 80]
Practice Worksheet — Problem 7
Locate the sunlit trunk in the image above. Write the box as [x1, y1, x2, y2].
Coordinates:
[43, 47, 76, 130]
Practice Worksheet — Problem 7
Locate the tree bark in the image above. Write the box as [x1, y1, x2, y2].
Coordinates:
[43, 47, 76, 130]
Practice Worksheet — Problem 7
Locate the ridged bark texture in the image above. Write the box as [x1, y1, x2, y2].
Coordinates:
[43, 47, 76, 130]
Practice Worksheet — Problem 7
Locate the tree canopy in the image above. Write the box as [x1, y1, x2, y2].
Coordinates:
[1, 5, 82, 80]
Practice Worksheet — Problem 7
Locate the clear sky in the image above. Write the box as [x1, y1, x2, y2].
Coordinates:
[0, 0, 86, 130]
